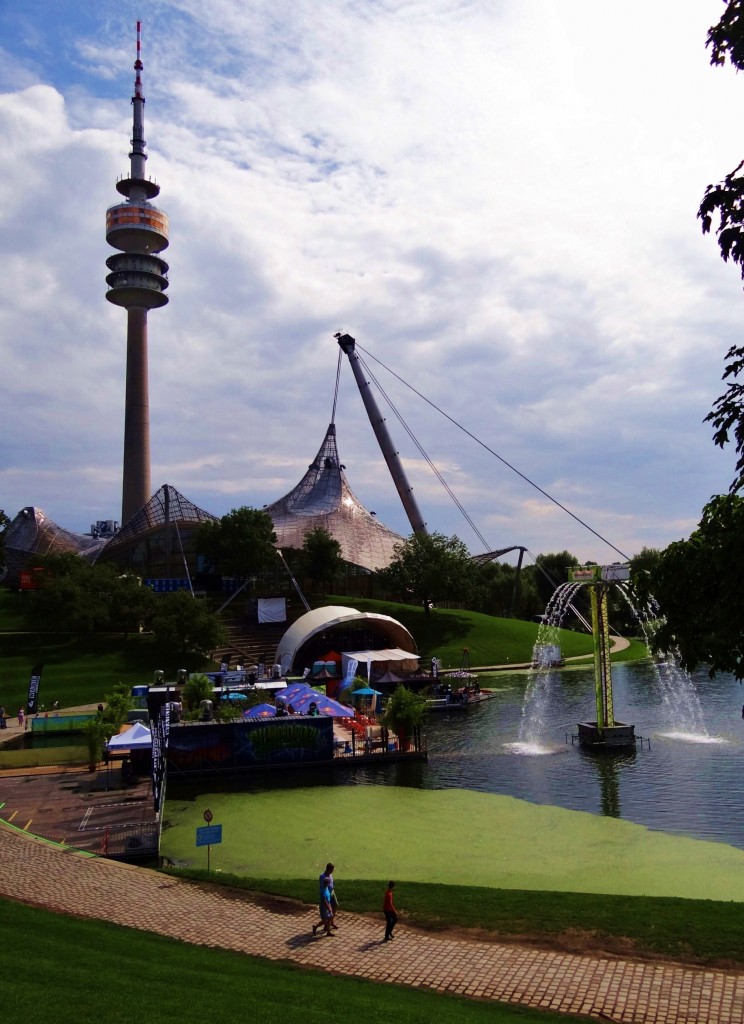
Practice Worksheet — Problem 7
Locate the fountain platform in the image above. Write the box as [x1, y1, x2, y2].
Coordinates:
[578, 721, 636, 750]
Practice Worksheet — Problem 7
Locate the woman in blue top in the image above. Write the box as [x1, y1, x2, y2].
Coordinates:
[312, 871, 335, 936]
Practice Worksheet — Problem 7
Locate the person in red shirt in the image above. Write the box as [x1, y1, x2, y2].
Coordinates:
[383, 880, 398, 942]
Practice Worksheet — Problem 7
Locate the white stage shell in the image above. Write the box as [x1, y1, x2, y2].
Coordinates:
[275, 605, 416, 676]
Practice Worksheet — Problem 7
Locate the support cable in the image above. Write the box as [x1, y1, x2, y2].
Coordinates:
[356, 344, 630, 562]
[331, 349, 343, 426]
[354, 351, 491, 551]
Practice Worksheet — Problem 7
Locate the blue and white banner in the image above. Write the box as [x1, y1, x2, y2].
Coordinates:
[152, 702, 171, 813]
[27, 664, 43, 715]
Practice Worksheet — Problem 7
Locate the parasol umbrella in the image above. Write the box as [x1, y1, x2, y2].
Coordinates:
[275, 682, 314, 703]
[350, 687, 381, 697]
[292, 691, 353, 717]
[243, 703, 277, 718]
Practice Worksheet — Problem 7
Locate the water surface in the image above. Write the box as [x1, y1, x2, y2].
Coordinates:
[336, 662, 744, 849]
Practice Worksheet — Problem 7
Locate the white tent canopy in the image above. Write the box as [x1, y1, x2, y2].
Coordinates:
[342, 648, 419, 679]
[107, 721, 152, 751]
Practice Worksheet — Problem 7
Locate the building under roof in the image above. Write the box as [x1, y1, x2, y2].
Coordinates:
[97, 483, 216, 580]
[264, 423, 404, 574]
[3, 418, 407, 588]
[3, 506, 107, 584]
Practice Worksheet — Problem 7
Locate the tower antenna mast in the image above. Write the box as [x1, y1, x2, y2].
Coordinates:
[105, 21, 170, 525]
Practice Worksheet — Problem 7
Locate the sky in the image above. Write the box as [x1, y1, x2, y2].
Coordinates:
[1, 0, 742, 566]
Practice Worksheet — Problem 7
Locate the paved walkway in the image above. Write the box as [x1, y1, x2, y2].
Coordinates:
[1, 823, 742, 1023]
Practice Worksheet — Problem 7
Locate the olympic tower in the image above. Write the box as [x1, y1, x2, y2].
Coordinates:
[106, 22, 169, 525]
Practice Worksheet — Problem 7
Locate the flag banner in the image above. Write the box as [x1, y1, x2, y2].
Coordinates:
[151, 714, 162, 811]
[27, 664, 44, 714]
[344, 657, 358, 684]
[152, 702, 171, 813]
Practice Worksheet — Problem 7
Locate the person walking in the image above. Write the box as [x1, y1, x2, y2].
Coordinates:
[312, 871, 335, 937]
[383, 880, 398, 942]
[323, 862, 339, 929]
[17, 707, 25, 729]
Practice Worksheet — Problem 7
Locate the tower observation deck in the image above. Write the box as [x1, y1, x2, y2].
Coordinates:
[107, 22, 169, 525]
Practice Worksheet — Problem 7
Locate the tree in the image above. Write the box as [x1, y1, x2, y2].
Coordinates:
[528, 551, 581, 609]
[380, 684, 426, 748]
[470, 560, 542, 620]
[705, 0, 744, 69]
[86, 683, 135, 767]
[378, 532, 477, 614]
[0, 508, 9, 570]
[150, 591, 226, 656]
[629, 546, 662, 578]
[108, 572, 156, 638]
[181, 672, 215, 712]
[26, 555, 154, 636]
[196, 507, 277, 577]
[646, 494, 744, 678]
[698, 2, 744, 492]
[301, 527, 343, 595]
[645, 8, 744, 674]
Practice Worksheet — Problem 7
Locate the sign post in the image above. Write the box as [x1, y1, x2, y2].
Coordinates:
[196, 810, 221, 873]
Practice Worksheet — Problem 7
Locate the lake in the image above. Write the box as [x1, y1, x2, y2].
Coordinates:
[330, 661, 744, 849]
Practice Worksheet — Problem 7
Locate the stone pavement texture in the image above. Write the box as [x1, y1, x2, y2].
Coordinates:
[1, 824, 743, 1023]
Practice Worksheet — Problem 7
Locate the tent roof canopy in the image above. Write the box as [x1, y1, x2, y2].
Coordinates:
[107, 721, 152, 750]
[344, 648, 419, 663]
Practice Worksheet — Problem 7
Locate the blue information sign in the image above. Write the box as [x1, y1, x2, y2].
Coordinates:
[196, 824, 222, 847]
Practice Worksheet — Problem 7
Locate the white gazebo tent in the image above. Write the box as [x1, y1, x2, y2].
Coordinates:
[107, 721, 153, 751]
[341, 648, 420, 681]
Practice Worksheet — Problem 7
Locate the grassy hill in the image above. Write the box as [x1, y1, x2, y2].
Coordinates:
[327, 595, 647, 669]
[0, 589, 217, 710]
[0, 587, 646, 711]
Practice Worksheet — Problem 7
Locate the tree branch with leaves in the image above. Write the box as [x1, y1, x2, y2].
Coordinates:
[698, 2, 744, 492]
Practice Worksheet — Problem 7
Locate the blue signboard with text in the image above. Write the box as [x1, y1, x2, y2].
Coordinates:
[196, 824, 222, 847]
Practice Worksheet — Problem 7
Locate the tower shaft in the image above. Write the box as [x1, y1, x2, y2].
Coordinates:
[122, 309, 151, 523]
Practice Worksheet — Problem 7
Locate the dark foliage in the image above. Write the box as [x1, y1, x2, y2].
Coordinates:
[647, 494, 744, 678]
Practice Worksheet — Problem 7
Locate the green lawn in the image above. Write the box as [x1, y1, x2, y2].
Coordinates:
[0, 587, 27, 630]
[0, 630, 217, 711]
[0, 899, 592, 1024]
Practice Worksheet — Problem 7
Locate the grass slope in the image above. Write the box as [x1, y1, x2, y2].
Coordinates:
[0, 588, 646, 711]
[328, 595, 646, 667]
[162, 785, 744, 903]
[0, 899, 591, 1024]
[0, 616, 216, 711]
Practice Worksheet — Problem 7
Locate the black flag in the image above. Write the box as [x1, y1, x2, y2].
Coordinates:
[27, 664, 44, 715]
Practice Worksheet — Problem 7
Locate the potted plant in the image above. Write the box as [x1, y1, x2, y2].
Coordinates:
[380, 685, 426, 752]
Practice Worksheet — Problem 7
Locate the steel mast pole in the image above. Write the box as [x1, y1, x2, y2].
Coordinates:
[336, 333, 427, 536]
